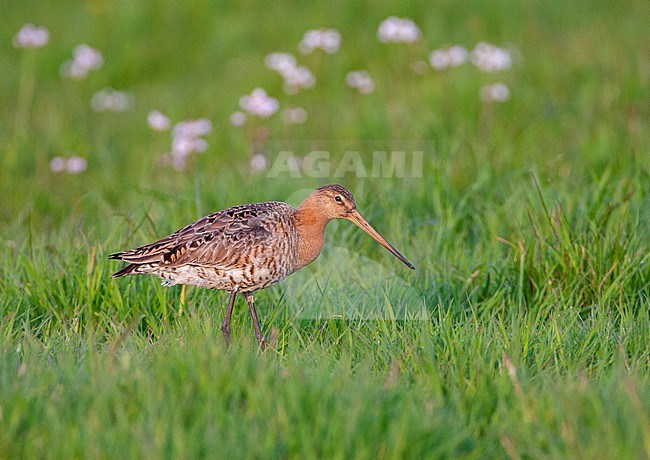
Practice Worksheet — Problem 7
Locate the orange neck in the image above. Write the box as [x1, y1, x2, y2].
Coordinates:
[293, 201, 331, 269]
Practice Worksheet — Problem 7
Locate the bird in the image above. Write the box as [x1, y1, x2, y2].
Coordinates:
[110, 184, 414, 348]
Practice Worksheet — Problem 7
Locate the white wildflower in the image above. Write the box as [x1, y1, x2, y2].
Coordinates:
[172, 137, 208, 156]
[66, 156, 87, 174]
[171, 137, 194, 157]
[173, 119, 212, 139]
[61, 44, 103, 79]
[281, 65, 315, 93]
[377, 16, 421, 43]
[282, 107, 308, 124]
[61, 61, 86, 79]
[73, 44, 103, 69]
[91, 89, 132, 112]
[50, 155, 87, 174]
[158, 153, 183, 171]
[250, 153, 268, 172]
[239, 88, 279, 119]
[480, 83, 510, 102]
[170, 118, 212, 158]
[429, 50, 448, 70]
[265, 52, 297, 73]
[345, 70, 375, 94]
[471, 42, 512, 72]
[230, 111, 247, 127]
[13, 24, 49, 49]
[147, 110, 171, 131]
[429, 45, 468, 70]
[299, 29, 341, 54]
[158, 116, 210, 170]
[447, 46, 469, 66]
[49, 156, 66, 173]
[170, 154, 187, 172]
[265, 52, 315, 94]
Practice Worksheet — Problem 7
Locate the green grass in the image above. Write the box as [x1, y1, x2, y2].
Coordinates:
[1, 0, 649, 458]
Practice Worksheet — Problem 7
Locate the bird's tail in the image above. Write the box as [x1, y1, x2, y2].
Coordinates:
[109, 252, 137, 278]
[111, 262, 138, 278]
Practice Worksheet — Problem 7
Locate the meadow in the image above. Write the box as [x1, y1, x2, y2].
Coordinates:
[1, 0, 649, 458]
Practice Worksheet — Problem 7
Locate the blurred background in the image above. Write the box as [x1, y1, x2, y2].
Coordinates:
[1, 0, 648, 231]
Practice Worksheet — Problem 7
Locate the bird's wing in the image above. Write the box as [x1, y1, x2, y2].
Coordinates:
[112, 202, 288, 269]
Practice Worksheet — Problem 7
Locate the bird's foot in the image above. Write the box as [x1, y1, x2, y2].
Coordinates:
[257, 336, 268, 351]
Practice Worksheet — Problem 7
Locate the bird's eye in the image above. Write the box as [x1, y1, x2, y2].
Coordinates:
[334, 195, 343, 203]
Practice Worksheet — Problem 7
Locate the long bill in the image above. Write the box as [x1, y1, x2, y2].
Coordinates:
[346, 210, 415, 270]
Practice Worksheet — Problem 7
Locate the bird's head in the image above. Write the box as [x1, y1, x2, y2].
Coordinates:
[309, 184, 357, 220]
[301, 184, 415, 270]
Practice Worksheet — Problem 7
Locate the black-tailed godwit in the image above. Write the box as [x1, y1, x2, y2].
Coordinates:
[110, 184, 414, 348]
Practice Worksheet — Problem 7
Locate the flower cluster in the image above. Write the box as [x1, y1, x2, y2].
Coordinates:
[172, 119, 212, 157]
[250, 153, 268, 172]
[154, 116, 212, 171]
[12, 27, 116, 176]
[282, 66, 316, 94]
[281, 107, 308, 124]
[61, 44, 103, 79]
[377, 16, 421, 43]
[264, 52, 315, 94]
[471, 42, 512, 72]
[232, 20, 517, 133]
[429, 45, 469, 70]
[345, 71, 375, 94]
[50, 155, 87, 174]
[10, 14, 518, 181]
[298, 29, 341, 54]
[229, 111, 247, 127]
[239, 88, 280, 119]
[13, 24, 49, 49]
[91, 88, 132, 112]
[480, 83, 510, 102]
[265, 52, 296, 73]
[147, 110, 171, 131]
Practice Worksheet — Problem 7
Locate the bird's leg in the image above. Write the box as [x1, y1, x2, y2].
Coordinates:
[221, 291, 237, 347]
[243, 293, 267, 350]
[179, 285, 186, 316]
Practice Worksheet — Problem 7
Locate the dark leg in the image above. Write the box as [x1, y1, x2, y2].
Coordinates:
[243, 293, 267, 349]
[221, 291, 237, 347]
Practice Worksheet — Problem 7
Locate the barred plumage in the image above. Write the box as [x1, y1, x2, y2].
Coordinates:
[110, 184, 414, 348]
